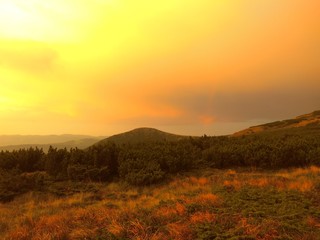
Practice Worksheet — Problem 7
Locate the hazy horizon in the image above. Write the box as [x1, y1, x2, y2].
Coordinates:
[1, 0, 319, 136]
[0, 121, 262, 137]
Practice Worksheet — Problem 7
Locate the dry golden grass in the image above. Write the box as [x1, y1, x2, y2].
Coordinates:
[221, 166, 320, 192]
[1, 166, 320, 239]
[248, 177, 269, 187]
[306, 216, 320, 228]
[167, 222, 192, 240]
[192, 193, 220, 206]
[223, 179, 242, 190]
[190, 211, 216, 224]
[226, 169, 237, 176]
[277, 165, 320, 178]
[107, 219, 125, 237]
[189, 176, 210, 185]
[288, 179, 314, 192]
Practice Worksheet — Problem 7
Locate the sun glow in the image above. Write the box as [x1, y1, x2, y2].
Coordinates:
[0, 0, 319, 135]
[0, 0, 99, 42]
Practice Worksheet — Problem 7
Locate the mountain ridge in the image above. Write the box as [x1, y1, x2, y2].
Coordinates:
[233, 110, 320, 136]
[1, 110, 319, 149]
[0, 136, 105, 152]
[0, 134, 104, 146]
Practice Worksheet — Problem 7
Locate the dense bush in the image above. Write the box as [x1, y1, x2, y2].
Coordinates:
[67, 164, 88, 181]
[119, 158, 164, 185]
[0, 170, 48, 202]
[0, 126, 319, 196]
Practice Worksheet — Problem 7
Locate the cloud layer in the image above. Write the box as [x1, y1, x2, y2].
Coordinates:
[0, 0, 319, 135]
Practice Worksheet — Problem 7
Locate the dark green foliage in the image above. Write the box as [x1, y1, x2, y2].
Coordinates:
[202, 130, 320, 169]
[86, 166, 111, 182]
[0, 125, 319, 200]
[119, 158, 164, 185]
[46, 181, 100, 197]
[222, 187, 311, 219]
[86, 168, 100, 181]
[193, 223, 218, 240]
[116, 140, 200, 185]
[95, 127, 185, 146]
[45, 147, 69, 178]
[307, 147, 320, 165]
[0, 147, 44, 172]
[67, 164, 88, 181]
[88, 142, 119, 175]
[19, 171, 48, 190]
[67, 165, 111, 182]
[69, 147, 88, 165]
[0, 169, 48, 202]
[99, 166, 111, 181]
[211, 185, 320, 239]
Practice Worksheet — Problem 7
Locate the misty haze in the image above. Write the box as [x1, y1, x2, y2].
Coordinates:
[0, 0, 319, 239]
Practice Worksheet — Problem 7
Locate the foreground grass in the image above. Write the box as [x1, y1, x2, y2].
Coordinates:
[1, 167, 320, 240]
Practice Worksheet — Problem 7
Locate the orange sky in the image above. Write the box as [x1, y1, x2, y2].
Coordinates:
[0, 0, 319, 136]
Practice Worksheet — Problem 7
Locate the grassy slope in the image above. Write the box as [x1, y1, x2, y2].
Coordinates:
[233, 110, 320, 137]
[1, 167, 320, 239]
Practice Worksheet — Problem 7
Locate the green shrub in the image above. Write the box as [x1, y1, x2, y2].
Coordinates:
[67, 164, 87, 181]
[119, 158, 164, 185]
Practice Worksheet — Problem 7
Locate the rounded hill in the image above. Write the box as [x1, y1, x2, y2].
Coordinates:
[94, 127, 187, 146]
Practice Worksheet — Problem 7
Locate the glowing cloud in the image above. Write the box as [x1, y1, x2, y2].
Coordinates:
[0, 0, 319, 135]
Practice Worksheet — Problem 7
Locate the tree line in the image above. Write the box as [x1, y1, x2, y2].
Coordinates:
[0, 129, 319, 201]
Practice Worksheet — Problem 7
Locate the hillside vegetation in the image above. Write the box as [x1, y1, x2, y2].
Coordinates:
[0, 111, 320, 202]
[0, 111, 320, 238]
[94, 128, 186, 146]
[233, 110, 320, 136]
[1, 167, 320, 239]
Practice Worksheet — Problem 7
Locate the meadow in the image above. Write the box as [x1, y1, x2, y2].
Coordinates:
[1, 166, 320, 240]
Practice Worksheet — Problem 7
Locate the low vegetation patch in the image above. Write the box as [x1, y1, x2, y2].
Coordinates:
[1, 167, 320, 239]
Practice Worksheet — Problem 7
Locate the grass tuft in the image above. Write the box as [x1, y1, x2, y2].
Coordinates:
[1, 167, 320, 239]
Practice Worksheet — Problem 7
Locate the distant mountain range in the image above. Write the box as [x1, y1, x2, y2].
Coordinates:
[233, 110, 320, 136]
[95, 111, 320, 146]
[1, 110, 319, 151]
[0, 135, 105, 152]
[94, 127, 187, 146]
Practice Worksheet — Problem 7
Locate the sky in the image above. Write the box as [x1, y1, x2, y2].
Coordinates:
[0, 0, 319, 136]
